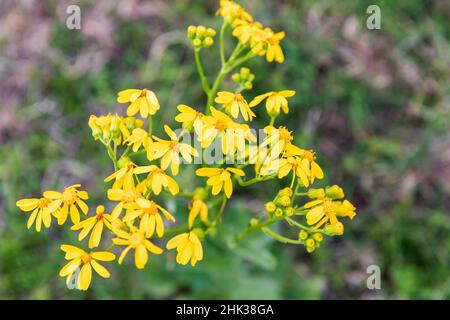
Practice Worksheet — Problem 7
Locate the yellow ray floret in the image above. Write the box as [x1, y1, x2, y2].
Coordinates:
[166, 231, 204, 266]
[196, 167, 245, 198]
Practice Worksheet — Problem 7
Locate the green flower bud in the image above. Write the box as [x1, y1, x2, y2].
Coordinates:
[298, 230, 308, 240]
[326, 185, 344, 199]
[231, 73, 241, 83]
[192, 38, 202, 48]
[193, 187, 208, 200]
[196, 25, 206, 37]
[307, 188, 325, 199]
[206, 28, 216, 37]
[312, 233, 323, 242]
[244, 81, 253, 90]
[203, 37, 214, 48]
[305, 238, 315, 248]
[280, 187, 293, 197]
[323, 222, 344, 236]
[285, 207, 294, 216]
[306, 246, 315, 253]
[265, 201, 276, 213]
[187, 25, 197, 39]
[250, 218, 259, 226]
[274, 208, 283, 217]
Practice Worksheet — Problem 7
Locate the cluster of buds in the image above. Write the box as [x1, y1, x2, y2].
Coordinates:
[265, 187, 295, 218]
[88, 114, 144, 144]
[187, 25, 217, 49]
[231, 67, 255, 91]
[298, 230, 324, 253]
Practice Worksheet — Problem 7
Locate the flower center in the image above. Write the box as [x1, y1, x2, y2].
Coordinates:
[62, 188, 77, 204]
[278, 127, 293, 143]
[140, 89, 148, 97]
[215, 119, 228, 131]
[81, 254, 91, 264]
[38, 198, 50, 208]
[124, 191, 137, 202]
[129, 232, 144, 247]
[169, 140, 180, 151]
[144, 201, 158, 215]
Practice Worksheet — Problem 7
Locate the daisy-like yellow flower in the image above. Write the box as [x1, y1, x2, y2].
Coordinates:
[138, 165, 179, 195]
[188, 198, 208, 228]
[304, 185, 355, 230]
[71, 205, 112, 249]
[287, 144, 324, 184]
[216, 0, 253, 26]
[261, 125, 294, 156]
[43, 184, 89, 225]
[59, 245, 115, 291]
[125, 128, 154, 160]
[166, 231, 203, 266]
[112, 226, 163, 269]
[232, 21, 264, 46]
[263, 29, 285, 63]
[196, 167, 245, 198]
[175, 104, 204, 133]
[123, 198, 175, 238]
[16, 195, 60, 232]
[152, 125, 199, 176]
[117, 88, 160, 118]
[199, 107, 250, 155]
[107, 183, 145, 219]
[249, 90, 296, 116]
[215, 91, 255, 121]
[104, 161, 152, 190]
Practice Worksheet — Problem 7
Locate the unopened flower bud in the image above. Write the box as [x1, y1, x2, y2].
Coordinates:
[280, 187, 293, 197]
[206, 28, 216, 37]
[324, 222, 344, 236]
[187, 25, 197, 38]
[232, 73, 241, 83]
[192, 228, 205, 240]
[307, 188, 325, 199]
[298, 230, 308, 240]
[285, 207, 294, 216]
[274, 208, 283, 217]
[196, 25, 206, 37]
[326, 185, 344, 199]
[312, 233, 323, 242]
[265, 201, 276, 213]
[203, 37, 214, 48]
[305, 238, 315, 248]
[250, 218, 259, 226]
[192, 38, 202, 47]
[278, 195, 291, 207]
[193, 188, 208, 200]
[117, 156, 131, 169]
[244, 81, 253, 90]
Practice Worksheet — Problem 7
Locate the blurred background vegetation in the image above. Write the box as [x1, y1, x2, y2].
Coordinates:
[1, 0, 449, 299]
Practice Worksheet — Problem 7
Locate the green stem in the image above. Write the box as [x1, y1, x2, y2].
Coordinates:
[234, 216, 283, 242]
[194, 49, 211, 95]
[237, 174, 276, 187]
[219, 22, 228, 66]
[206, 67, 228, 114]
[285, 217, 323, 233]
[105, 144, 118, 170]
[212, 194, 227, 226]
[261, 227, 304, 244]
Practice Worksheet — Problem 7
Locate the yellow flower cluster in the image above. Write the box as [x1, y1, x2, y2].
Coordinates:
[16, 1, 357, 291]
[217, 0, 286, 63]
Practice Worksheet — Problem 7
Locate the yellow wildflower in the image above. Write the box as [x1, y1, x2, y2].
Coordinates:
[59, 245, 115, 291]
[249, 90, 296, 116]
[263, 29, 285, 63]
[138, 165, 179, 195]
[117, 88, 160, 118]
[125, 128, 154, 160]
[287, 144, 324, 184]
[107, 183, 145, 219]
[232, 22, 264, 46]
[175, 104, 204, 132]
[304, 186, 355, 230]
[166, 231, 204, 266]
[112, 226, 163, 269]
[43, 184, 89, 225]
[71, 205, 112, 249]
[188, 198, 208, 228]
[216, 0, 253, 26]
[196, 167, 245, 198]
[16, 195, 60, 232]
[104, 161, 152, 190]
[199, 107, 250, 155]
[152, 125, 199, 175]
[123, 198, 175, 238]
[215, 91, 255, 121]
[261, 125, 294, 156]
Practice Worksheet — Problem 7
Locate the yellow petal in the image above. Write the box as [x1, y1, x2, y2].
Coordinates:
[90, 260, 110, 278]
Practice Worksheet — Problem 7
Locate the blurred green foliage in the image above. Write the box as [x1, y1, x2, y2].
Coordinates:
[1, 0, 449, 299]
